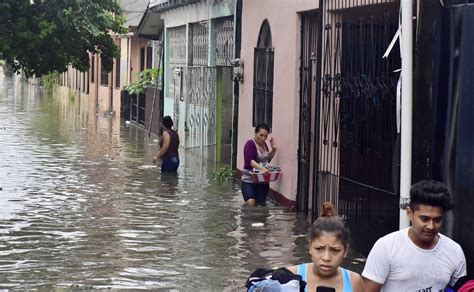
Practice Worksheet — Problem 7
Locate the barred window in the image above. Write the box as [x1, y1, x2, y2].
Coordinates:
[252, 20, 274, 127]
[91, 55, 95, 83]
[115, 58, 121, 88]
[100, 58, 109, 86]
[146, 46, 153, 69]
[140, 48, 145, 72]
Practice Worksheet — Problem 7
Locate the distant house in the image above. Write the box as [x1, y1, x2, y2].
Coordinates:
[138, 0, 238, 165]
[237, 0, 401, 255]
[57, 0, 160, 132]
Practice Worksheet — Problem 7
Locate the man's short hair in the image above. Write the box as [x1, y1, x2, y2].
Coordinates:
[409, 180, 454, 211]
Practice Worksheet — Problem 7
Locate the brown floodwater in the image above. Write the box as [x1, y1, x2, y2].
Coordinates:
[0, 70, 363, 290]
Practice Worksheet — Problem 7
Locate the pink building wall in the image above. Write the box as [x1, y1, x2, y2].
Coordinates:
[237, 0, 318, 203]
[97, 63, 111, 113]
[130, 37, 141, 83]
[56, 34, 153, 120]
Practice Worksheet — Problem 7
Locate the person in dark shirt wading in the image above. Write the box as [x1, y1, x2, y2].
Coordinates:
[153, 116, 180, 172]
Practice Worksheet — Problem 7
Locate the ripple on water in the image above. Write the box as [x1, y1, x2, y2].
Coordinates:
[0, 75, 318, 290]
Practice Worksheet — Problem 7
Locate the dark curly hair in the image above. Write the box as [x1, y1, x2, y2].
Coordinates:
[162, 115, 174, 129]
[255, 123, 270, 134]
[409, 180, 453, 211]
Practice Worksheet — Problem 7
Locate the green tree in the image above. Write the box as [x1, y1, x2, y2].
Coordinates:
[0, 0, 125, 77]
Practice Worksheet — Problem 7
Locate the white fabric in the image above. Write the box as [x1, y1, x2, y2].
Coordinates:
[280, 279, 300, 291]
[362, 228, 466, 292]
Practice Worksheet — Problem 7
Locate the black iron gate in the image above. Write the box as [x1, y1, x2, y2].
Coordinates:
[126, 93, 145, 126]
[297, 13, 319, 214]
[312, 0, 401, 255]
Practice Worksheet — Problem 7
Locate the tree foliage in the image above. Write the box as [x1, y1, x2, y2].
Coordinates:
[0, 0, 126, 77]
[125, 68, 162, 96]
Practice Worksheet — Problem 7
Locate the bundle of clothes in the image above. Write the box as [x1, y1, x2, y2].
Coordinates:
[245, 267, 306, 292]
[246, 268, 473, 292]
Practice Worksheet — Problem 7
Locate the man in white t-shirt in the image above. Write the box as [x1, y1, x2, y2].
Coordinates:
[362, 180, 467, 292]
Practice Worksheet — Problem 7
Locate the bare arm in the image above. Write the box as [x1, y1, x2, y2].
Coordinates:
[153, 132, 170, 161]
[350, 272, 365, 292]
[268, 137, 277, 161]
[363, 277, 383, 292]
[250, 160, 269, 174]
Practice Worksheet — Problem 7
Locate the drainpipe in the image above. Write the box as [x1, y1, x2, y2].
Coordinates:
[96, 55, 99, 110]
[109, 67, 113, 113]
[127, 36, 132, 121]
[127, 37, 130, 86]
[231, 0, 242, 170]
[400, 0, 413, 230]
[128, 34, 133, 85]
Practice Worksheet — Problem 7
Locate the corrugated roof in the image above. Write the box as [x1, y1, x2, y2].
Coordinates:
[149, 0, 200, 12]
[120, 0, 150, 28]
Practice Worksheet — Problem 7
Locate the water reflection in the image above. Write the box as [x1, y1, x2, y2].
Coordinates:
[0, 71, 317, 290]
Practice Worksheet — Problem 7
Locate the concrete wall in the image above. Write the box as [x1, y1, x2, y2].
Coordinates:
[237, 0, 317, 202]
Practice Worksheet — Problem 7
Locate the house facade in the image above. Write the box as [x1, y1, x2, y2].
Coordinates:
[237, 0, 316, 208]
[142, 0, 237, 165]
[238, 0, 402, 255]
[56, 0, 162, 134]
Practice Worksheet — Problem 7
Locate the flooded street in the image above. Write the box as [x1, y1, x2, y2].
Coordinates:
[0, 70, 316, 290]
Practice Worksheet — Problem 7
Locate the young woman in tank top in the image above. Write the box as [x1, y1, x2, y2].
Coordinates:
[287, 203, 364, 292]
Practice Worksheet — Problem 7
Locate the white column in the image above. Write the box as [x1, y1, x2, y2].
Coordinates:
[400, 0, 413, 229]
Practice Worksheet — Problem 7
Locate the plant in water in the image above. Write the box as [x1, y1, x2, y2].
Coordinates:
[125, 68, 162, 96]
[68, 90, 77, 101]
[41, 71, 59, 92]
[213, 166, 235, 183]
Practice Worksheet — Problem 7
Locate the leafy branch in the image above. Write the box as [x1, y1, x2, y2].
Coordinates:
[125, 68, 162, 96]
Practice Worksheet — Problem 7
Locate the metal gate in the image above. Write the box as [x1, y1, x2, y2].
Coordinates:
[168, 25, 187, 133]
[312, 0, 401, 255]
[297, 12, 319, 214]
[183, 66, 217, 148]
[216, 17, 234, 66]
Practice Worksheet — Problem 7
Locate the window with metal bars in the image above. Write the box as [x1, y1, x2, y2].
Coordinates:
[115, 58, 121, 88]
[146, 46, 153, 69]
[86, 70, 89, 94]
[91, 55, 95, 83]
[100, 58, 109, 86]
[140, 48, 145, 72]
[252, 20, 274, 127]
[82, 71, 85, 92]
[191, 21, 209, 66]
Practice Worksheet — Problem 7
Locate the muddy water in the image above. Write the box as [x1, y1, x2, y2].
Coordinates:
[0, 71, 364, 290]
